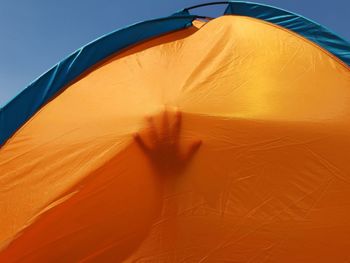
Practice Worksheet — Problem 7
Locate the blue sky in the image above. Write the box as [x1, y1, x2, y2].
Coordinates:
[0, 0, 349, 106]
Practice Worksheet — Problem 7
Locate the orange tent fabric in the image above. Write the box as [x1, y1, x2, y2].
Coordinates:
[1, 10, 350, 263]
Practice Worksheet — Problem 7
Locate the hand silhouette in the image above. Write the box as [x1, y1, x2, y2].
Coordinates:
[134, 109, 202, 175]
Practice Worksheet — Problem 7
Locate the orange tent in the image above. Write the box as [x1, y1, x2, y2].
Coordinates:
[1, 1, 350, 262]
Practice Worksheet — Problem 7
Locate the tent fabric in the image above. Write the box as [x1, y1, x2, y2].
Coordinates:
[1, 12, 350, 262]
[0, 15, 196, 146]
[2, 1, 350, 147]
[224, 1, 350, 67]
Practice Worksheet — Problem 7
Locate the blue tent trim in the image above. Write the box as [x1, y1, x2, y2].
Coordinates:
[0, 15, 196, 146]
[224, 1, 350, 67]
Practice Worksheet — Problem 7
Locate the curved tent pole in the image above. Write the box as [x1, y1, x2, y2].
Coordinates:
[183, 1, 229, 12]
[175, 1, 230, 20]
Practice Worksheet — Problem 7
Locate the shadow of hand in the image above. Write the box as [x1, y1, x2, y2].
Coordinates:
[134, 109, 201, 175]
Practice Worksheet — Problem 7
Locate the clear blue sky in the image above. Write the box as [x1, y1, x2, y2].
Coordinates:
[0, 0, 349, 106]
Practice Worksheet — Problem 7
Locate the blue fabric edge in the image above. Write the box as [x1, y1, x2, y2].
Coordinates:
[225, 1, 350, 67]
[0, 15, 196, 146]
